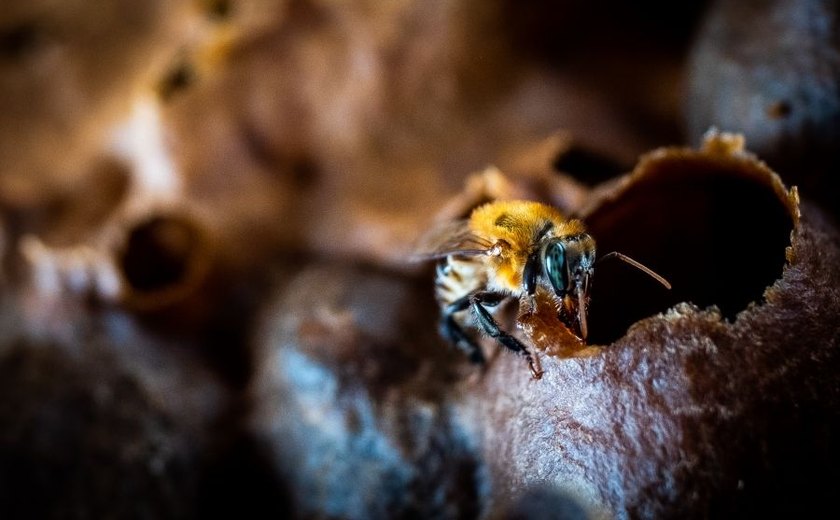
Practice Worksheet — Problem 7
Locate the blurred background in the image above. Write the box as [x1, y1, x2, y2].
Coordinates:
[1, 0, 838, 517]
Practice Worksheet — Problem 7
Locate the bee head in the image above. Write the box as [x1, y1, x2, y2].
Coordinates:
[541, 234, 596, 297]
[540, 233, 596, 338]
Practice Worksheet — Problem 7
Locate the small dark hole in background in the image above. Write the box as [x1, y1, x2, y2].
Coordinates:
[553, 146, 630, 187]
[585, 163, 793, 345]
[157, 61, 195, 101]
[203, 0, 232, 20]
[120, 216, 199, 293]
[767, 100, 792, 120]
[0, 23, 41, 60]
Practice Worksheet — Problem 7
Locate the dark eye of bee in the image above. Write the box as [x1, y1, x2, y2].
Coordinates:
[542, 241, 568, 296]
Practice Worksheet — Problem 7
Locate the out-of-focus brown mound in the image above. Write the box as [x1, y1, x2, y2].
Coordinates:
[0, 0, 192, 206]
[249, 264, 485, 518]
[0, 302, 231, 519]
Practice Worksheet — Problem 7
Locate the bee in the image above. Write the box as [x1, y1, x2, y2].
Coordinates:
[415, 200, 670, 379]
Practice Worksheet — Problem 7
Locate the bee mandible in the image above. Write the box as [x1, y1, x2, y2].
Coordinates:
[415, 200, 670, 379]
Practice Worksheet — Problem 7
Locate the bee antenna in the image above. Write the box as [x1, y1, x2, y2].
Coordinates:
[598, 252, 672, 290]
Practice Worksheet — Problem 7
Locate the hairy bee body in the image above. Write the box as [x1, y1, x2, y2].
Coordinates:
[434, 256, 486, 309]
[417, 201, 591, 379]
[416, 199, 668, 379]
[465, 201, 585, 293]
[433, 201, 583, 304]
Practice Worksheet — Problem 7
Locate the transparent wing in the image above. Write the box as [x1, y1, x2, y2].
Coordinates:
[409, 219, 494, 262]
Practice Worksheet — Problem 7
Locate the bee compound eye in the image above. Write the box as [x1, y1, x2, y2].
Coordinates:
[543, 242, 568, 295]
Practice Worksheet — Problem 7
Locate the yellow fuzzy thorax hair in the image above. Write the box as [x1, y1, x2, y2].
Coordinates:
[468, 200, 586, 291]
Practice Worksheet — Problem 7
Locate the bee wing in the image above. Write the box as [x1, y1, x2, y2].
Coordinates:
[409, 219, 494, 262]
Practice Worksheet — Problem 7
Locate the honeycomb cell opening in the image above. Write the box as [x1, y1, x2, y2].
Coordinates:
[583, 158, 794, 345]
[553, 145, 629, 187]
[119, 215, 205, 295]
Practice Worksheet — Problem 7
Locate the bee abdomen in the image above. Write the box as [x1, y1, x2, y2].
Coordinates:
[435, 257, 484, 308]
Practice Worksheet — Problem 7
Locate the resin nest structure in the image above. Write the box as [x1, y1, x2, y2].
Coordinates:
[461, 133, 840, 518]
[2, 2, 839, 517]
[249, 134, 840, 518]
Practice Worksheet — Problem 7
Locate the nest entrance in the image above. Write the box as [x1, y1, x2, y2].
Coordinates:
[584, 155, 795, 345]
[117, 214, 213, 312]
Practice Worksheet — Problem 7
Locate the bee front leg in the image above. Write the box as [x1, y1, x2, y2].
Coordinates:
[442, 295, 486, 365]
[470, 292, 543, 379]
[521, 249, 541, 316]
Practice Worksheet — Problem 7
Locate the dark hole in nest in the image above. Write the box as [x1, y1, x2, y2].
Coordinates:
[0, 23, 41, 60]
[120, 216, 201, 293]
[584, 161, 793, 345]
[203, 0, 232, 20]
[767, 100, 792, 120]
[157, 61, 195, 101]
[553, 146, 629, 187]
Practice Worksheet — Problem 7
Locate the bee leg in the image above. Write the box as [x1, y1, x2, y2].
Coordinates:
[440, 316, 486, 364]
[470, 292, 543, 379]
[442, 295, 486, 365]
[521, 250, 541, 316]
[523, 249, 541, 296]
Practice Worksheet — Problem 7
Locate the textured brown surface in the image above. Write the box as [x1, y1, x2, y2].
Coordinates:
[461, 137, 840, 518]
[2, 1, 839, 518]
